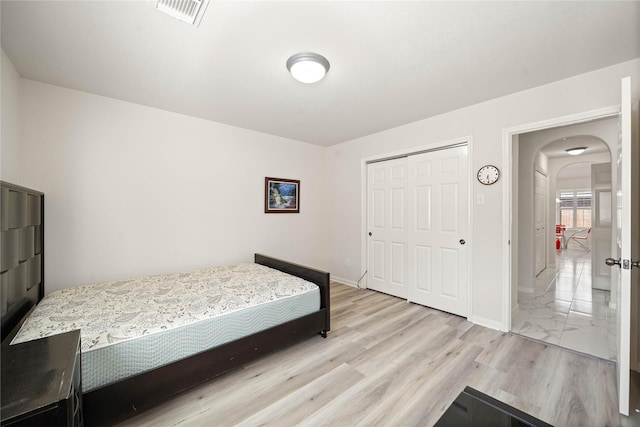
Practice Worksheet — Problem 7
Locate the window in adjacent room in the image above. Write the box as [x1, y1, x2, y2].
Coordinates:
[558, 189, 592, 228]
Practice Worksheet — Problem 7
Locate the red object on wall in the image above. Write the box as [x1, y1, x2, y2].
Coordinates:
[556, 238, 561, 250]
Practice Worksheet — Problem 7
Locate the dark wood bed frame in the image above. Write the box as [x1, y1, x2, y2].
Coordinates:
[0, 181, 45, 343]
[1, 184, 330, 427]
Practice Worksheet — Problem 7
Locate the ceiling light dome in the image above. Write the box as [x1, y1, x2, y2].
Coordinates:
[565, 147, 587, 155]
[286, 52, 330, 84]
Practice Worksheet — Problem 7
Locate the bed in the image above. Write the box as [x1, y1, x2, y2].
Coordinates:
[0, 183, 330, 427]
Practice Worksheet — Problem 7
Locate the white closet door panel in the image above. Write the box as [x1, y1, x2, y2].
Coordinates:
[408, 145, 469, 317]
[415, 245, 432, 292]
[391, 242, 405, 285]
[372, 189, 385, 228]
[440, 183, 458, 233]
[372, 240, 385, 281]
[367, 158, 409, 299]
[441, 247, 460, 298]
[415, 185, 432, 231]
[391, 187, 405, 229]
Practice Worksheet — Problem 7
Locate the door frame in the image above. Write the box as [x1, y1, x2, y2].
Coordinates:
[501, 105, 620, 332]
[360, 135, 473, 315]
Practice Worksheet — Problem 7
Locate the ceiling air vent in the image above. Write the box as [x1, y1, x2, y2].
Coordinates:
[156, 0, 209, 26]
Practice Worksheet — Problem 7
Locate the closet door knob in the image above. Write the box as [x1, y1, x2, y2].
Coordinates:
[459, 239, 466, 245]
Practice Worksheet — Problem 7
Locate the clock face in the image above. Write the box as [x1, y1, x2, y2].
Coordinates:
[477, 165, 500, 185]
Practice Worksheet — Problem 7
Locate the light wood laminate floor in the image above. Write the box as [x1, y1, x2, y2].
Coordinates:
[118, 283, 639, 427]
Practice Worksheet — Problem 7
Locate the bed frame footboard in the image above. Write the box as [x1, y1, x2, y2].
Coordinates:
[83, 254, 330, 427]
[254, 253, 330, 334]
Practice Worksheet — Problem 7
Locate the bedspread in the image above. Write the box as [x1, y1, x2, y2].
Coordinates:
[12, 263, 317, 352]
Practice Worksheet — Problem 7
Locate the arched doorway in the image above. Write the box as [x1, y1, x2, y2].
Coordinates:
[511, 120, 616, 360]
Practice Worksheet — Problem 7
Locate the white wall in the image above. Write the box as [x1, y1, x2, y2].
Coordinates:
[556, 175, 593, 191]
[1, 49, 22, 180]
[327, 58, 640, 329]
[16, 80, 329, 294]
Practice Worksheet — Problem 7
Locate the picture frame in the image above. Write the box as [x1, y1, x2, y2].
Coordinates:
[265, 177, 300, 213]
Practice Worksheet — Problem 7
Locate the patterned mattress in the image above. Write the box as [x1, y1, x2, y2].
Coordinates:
[12, 263, 320, 391]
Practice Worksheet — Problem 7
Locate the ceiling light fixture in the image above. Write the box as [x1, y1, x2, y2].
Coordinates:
[286, 52, 330, 84]
[565, 147, 586, 156]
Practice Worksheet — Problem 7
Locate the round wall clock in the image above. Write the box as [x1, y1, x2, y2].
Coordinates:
[477, 165, 500, 185]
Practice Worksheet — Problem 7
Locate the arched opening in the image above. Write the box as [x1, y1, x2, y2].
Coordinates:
[511, 118, 616, 360]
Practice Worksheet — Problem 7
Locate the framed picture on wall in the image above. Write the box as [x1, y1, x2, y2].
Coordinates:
[265, 177, 300, 213]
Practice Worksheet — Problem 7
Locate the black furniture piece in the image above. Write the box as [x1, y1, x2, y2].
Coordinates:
[436, 386, 553, 427]
[1, 181, 45, 342]
[1, 330, 83, 426]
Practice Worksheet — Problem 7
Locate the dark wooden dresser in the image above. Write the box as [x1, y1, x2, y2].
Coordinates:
[1, 330, 83, 426]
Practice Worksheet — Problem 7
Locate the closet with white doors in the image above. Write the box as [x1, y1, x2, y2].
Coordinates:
[366, 144, 469, 317]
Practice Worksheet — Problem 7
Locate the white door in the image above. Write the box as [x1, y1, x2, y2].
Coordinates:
[367, 158, 408, 299]
[407, 145, 469, 317]
[591, 163, 612, 290]
[534, 170, 547, 276]
[612, 76, 639, 416]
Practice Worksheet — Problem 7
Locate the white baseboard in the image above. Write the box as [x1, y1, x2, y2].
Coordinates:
[469, 315, 506, 332]
[519, 286, 535, 294]
[331, 275, 359, 288]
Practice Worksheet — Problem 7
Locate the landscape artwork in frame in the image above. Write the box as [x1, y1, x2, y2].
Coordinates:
[265, 177, 300, 213]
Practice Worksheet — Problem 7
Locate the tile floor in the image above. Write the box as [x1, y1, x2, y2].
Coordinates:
[512, 241, 617, 361]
